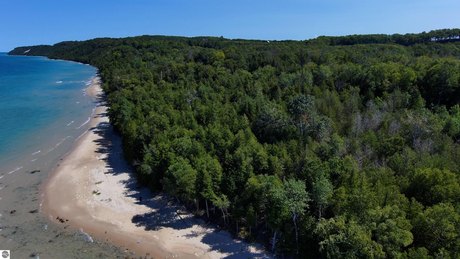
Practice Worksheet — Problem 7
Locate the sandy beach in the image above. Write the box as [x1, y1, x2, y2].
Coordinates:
[42, 77, 270, 258]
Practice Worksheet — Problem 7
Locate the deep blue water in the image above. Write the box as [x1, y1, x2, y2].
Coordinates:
[0, 53, 97, 171]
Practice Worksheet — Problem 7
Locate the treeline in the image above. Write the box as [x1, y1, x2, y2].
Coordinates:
[310, 28, 460, 46]
[10, 29, 460, 258]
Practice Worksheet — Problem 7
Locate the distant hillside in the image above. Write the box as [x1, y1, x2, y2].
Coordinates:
[11, 29, 460, 258]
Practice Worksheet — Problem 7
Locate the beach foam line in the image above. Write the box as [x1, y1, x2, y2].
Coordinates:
[58, 136, 71, 145]
[76, 117, 91, 129]
[58, 80, 86, 84]
[79, 228, 94, 243]
[74, 131, 88, 142]
[32, 150, 41, 156]
[46, 136, 71, 154]
[66, 120, 75, 127]
[39, 193, 44, 211]
[7, 166, 23, 175]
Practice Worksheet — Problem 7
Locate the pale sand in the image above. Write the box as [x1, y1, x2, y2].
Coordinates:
[42, 77, 270, 258]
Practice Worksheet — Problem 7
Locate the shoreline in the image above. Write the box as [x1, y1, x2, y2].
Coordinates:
[0, 54, 96, 176]
[0, 58, 122, 257]
[41, 77, 270, 258]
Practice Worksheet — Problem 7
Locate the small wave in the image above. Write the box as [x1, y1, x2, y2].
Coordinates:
[76, 117, 91, 129]
[30, 159, 38, 162]
[66, 120, 75, 127]
[32, 150, 41, 156]
[46, 136, 71, 154]
[76, 101, 80, 104]
[0, 175, 4, 179]
[7, 166, 23, 175]
[59, 136, 71, 144]
[75, 131, 87, 142]
[60, 80, 85, 84]
[79, 228, 94, 243]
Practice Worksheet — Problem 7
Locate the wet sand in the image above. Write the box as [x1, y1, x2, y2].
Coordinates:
[42, 78, 270, 258]
[0, 75, 123, 258]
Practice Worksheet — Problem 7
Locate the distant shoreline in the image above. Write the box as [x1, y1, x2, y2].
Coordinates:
[0, 54, 96, 173]
[0, 55, 122, 258]
[41, 77, 270, 258]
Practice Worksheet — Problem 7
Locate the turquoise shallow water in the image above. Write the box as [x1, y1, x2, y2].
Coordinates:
[0, 53, 123, 257]
[0, 53, 96, 170]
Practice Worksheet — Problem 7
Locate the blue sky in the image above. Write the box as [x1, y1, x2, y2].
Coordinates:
[1, 0, 459, 51]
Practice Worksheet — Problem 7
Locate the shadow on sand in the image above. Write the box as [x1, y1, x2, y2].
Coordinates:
[90, 95, 271, 258]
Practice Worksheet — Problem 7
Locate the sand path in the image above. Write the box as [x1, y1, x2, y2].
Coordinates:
[42, 77, 270, 258]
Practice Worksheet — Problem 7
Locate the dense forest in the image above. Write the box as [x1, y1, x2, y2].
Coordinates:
[10, 29, 460, 258]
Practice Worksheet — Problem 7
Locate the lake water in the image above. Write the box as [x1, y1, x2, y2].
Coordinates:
[0, 53, 95, 169]
[0, 53, 123, 258]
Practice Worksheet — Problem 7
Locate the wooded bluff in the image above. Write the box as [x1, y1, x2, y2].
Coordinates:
[10, 29, 460, 258]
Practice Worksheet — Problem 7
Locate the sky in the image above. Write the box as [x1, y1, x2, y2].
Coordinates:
[1, 0, 459, 51]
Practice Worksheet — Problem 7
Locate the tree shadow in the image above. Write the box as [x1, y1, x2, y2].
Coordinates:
[90, 94, 271, 258]
[90, 99, 197, 232]
[201, 230, 271, 259]
[131, 196, 196, 231]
